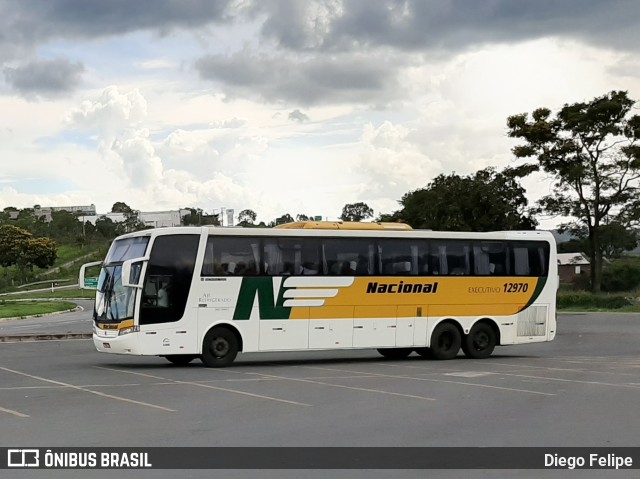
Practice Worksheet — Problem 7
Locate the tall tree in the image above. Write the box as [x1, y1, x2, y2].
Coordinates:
[507, 90, 640, 292]
[95, 217, 118, 239]
[238, 209, 257, 226]
[111, 202, 133, 213]
[558, 223, 638, 259]
[340, 202, 373, 222]
[49, 210, 82, 242]
[386, 167, 537, 231]
[0, 225, 57, 278]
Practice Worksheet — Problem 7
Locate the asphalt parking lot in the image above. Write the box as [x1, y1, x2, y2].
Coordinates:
[1, 312, 639, 478]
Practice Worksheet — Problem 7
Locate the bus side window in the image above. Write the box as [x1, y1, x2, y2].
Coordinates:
[263, 238, 321, 276]
[322, 238, 374, 276]
[203, 237, 261, 276]
[474, 242, 508, 276]
[378, 239, 421, 275]
[430, 240, 471, 276]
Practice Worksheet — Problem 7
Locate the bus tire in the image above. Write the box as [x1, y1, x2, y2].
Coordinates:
[165, 355, 197, 366]
[377, 348, 412, 359]
[430, 322, 461, 360]
[201, 327, 239, 367]
[462, 322, 496, 359]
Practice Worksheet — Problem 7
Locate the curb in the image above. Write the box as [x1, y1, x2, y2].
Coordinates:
[0, 333, 92, 342]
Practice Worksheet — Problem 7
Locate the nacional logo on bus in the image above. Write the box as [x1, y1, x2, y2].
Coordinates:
[366, 281, 438, 294]
[233, 277, 354, 320]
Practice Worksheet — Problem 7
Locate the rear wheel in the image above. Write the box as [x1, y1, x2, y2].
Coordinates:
[430, 322, 461, 360]
[462, 322, 496, 359]
[201, 327, 239, 368]
[165, 355, 197, 366]
[377, 348, 412, 359]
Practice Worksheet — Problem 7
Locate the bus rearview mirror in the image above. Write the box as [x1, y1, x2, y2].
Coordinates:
[122, 258, 146, 288]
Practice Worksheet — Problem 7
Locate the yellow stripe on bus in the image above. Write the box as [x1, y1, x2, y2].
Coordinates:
[287, 277, 540, 319]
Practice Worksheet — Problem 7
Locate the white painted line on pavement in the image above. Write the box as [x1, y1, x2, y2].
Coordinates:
[95, 366, 311, 407]
[313, 364, 555, 396]
[238, 368, 437, 402]
[0, 366, 175, 412]
[0, 404, 29, 418]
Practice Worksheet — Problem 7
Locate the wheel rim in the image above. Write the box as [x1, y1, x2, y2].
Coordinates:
[211, 337, 230, 358]
[473, 331, 490, 351]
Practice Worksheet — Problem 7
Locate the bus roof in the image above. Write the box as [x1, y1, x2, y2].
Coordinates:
[274, 221, 413, 231]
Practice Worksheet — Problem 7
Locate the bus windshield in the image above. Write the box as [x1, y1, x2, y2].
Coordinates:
[94, 237, 149, 322]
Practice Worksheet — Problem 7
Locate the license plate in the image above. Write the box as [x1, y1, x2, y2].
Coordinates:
[103, 343, 111, 349]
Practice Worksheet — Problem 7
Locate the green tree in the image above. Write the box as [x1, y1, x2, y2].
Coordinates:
[340, 202, 373, 222]
[602, 258, 640, 292]
[119, 213, 147, 234]
[0, 225, 57, 279]
[111, 202, 133, 213]
[0, 206, 18, 224]
[49, 210, 82, 242]
[181, 208, 220, 226]
[238, 209, 257, 226]
[507, 90, 640, 292]
[95, 217, 118, 239]
[557, 238, 586, 254]
[386, 167, 537, 231]
[23, 237, 57, 268]
[559, 223, 638, 259]
[271, 214, 294, 226]
[0, 225, 31, 267]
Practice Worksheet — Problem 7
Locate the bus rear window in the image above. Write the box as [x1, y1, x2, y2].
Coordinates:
[511, 241, 550, 276]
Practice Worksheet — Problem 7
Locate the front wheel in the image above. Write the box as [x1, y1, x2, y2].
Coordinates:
[462, 322, 496, 359]
[430, 323, 461, 360]
[201, 327, 239, 368]
[377, 348, 412, 359]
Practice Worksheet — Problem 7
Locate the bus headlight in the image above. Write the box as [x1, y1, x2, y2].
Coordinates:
[118, 326, 140, 336]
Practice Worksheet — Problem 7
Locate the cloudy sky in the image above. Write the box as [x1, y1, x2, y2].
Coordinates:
[1, 0, 639, 226]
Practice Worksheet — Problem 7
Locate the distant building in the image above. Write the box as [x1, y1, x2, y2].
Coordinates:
[140, 209, 190, 228]
[83, 209, 190, 228]
[557, 253, 590, 283]
[34, 204, 97, 222]
[83, 212, 128, 225]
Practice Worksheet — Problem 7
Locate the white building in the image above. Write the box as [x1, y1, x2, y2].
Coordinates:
[140, 210, 190, 228]
[83, 212, 128, 225]
[34, 204, 97, 222]
[83, 209, 190, 228]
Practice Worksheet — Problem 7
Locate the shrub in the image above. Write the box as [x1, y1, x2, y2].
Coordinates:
[602, 259, 640, 292]
[557, 292, 633, 309]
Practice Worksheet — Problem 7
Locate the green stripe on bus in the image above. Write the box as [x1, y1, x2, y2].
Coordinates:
[233, 277, 292, 320]
[517, 276, 548, 313]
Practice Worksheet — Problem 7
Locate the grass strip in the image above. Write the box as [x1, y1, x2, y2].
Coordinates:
[0, 301, 77, 319]
[1, 289, 95, 300]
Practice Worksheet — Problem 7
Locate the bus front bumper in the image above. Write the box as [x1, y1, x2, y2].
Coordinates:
[93, 331, 141, 355]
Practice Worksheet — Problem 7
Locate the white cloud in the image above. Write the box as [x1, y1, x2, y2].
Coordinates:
[112, 129, 164, 187]
[357, 121, 441, 197]
[68, 86, 148, 140]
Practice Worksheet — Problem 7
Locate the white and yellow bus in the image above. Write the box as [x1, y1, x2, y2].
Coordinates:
[80, 222, 557, 367]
